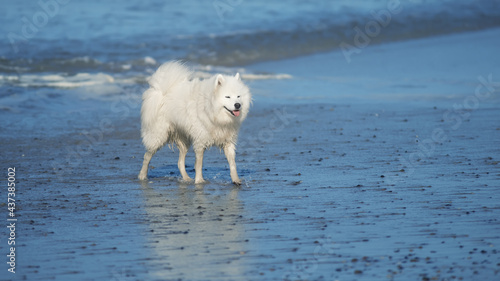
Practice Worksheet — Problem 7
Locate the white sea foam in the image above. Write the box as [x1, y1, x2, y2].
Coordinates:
[241, 73, 292, 80]
[0, 68, 292, 91]
[143, 56, 157, 65]
[0, 73, 115, 88]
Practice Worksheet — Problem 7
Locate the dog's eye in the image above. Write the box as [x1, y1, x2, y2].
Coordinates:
[225, 96, 230, 99]
[237, 96, 240, 98]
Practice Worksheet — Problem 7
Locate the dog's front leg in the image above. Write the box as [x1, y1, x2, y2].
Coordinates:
[224, 143, 241, 185]
[194, 148, 206, 184]
[177, 142, 193, 182]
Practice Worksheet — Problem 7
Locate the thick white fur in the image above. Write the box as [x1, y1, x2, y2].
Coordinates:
[138, 61, 251, 185]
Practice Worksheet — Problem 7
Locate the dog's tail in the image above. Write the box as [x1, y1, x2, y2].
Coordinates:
[140, 86, 167, 152]
[140, 61, 192, 151]
[147, 61, 192, 94]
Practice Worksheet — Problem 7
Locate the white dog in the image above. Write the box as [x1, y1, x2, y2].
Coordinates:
[138, 61, 251, 185]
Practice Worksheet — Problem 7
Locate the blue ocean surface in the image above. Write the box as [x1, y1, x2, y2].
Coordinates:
[1, 0, 500, 104]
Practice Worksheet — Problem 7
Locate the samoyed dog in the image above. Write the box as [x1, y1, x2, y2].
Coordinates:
[138, 61, 251, 185]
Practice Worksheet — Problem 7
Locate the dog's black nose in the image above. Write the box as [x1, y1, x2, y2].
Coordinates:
[234, 103, 241, 109]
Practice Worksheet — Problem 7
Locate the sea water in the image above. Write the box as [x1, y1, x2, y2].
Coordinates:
[1, 0, 499, 105]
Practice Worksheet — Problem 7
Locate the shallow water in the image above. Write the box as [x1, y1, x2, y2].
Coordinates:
[5, 100, 499, 280]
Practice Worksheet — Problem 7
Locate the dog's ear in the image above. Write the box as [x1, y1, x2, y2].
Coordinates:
[235, 73, 240, 80]
[214, 74, 224, 90]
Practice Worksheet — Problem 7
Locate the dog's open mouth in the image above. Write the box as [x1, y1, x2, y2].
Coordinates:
[224, 106, 241, 117]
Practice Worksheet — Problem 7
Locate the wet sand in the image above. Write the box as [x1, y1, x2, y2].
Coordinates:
[2, 29, 500, 281]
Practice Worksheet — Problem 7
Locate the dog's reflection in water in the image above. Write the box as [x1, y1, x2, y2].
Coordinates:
[140, 181, 247, 279]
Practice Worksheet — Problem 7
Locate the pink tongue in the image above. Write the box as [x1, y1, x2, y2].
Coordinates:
[233, 110, 240, 117]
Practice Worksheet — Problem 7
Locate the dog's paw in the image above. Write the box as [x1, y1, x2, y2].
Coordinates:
[232, 179, 242, 186]
[194, 179, 207, 185]
[181, 177, 194, 183]
[138, 173, 148, 181]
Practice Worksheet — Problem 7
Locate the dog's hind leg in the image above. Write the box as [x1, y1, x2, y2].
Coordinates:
[138, 150, 155, 180]
[224, 143, 241, 185]
[194, 147, 206, 185]
[139, 122, 171, 180]
[177, 141, 193, 182]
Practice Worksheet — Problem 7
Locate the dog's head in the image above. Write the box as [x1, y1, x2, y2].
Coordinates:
[213, 73, 251, 125]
